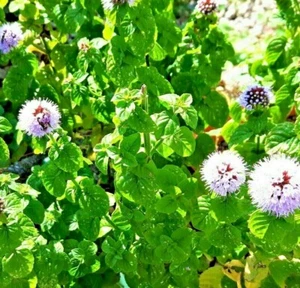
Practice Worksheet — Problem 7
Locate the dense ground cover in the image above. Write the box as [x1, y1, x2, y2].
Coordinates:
[0, 0, 300, 287]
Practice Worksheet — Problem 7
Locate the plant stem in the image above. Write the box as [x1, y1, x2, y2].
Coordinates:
[104, 215, 118, 230]
[256, 135, 260, 153]
[141, 85, 151, 158]
[48, 133, 60, 151]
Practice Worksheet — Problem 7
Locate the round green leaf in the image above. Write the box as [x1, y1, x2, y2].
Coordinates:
[79, 179, 109, 217]
[0, 116, 12, 133]
[42, 162, 71, 197]
[49, 143, 83, 173]
[3, 249, 34, 278]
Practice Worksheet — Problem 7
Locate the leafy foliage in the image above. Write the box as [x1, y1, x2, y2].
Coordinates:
[0, 0, 300, 287]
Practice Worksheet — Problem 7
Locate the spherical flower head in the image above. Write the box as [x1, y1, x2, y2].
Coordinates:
[101, 0, 136, 11]
[201, 150, 247, 196]
[248, 155, 300, 217]
[18, 99, 61, 138]
[0, 22, 23, 54]
[238, 84, 274, 110]
[196, 0, 217, 15]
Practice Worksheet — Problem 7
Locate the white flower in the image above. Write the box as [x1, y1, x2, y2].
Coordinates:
[18, 98, 61, 137]
[248, 154, 300, 217]
[0, 22, 23, 54]
[201, 150, 247, 196]
[238, 84, 274, 110]
[195, 0, 218, 15]
[101, 0, 136, 11]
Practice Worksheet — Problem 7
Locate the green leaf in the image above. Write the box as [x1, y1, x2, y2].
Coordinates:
[199, 91, 229, 128]
[155, 195, 178, 214]
[115, 166, 158, 206]
[155, 14, 181, 56]
[137, 67, 174, 96]
[191, 196, 218, 235]
[77, 210, 100, 241]
[248, 210, 291, 244]
[269, 260, 300, 287]
[248, 210, 274, 239]
[0, 221, 22, 257]
[127, 107, 156, 133]
[229, 124, 254, 146]
[265, 122, 300, 155]
[199, 266, 223, 288]
[158, 93, 178, 109]
[23, 198, 45, 224]
[102, 236, 137, 273]
[95, 151, 109, 175]
[149, 42, 167, 61]
[42, 162, 71, 197]
[153, 111, 179, 138]
[65, 2, 86, 32]
[187, 133, 215, 167]
[210, 224, 241, 251]
[126, 3, 156, 57]
[163, 126, 196, 157]
[210, 196, 244, 224]
[79, 179, 109, 217]
[181, 107, 198, 130]
[69, 240, 100, 278]
[229, 102, 242, 122]
[3, 54, 38, 103]
[276, 85, 291, 105]
[155, 235, 189, 264]
[0, 137, 9, 168]
[3, 249, 34, 278]
[35, 242, 69, 279]
[49, 142, 83, 173]
[265, 36, 287, 65]
[0, 117, 12, 133]
[120, 133, 141, 155]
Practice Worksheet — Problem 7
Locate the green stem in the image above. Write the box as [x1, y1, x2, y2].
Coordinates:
[48, 133, 60, 151]
[104, 215, 118, 230]
[256, 135, 260, 154]
[141, 85, 151, 158]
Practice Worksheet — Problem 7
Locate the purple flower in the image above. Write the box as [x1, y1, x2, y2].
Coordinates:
[0, 22, 23, 54]
[195, 0, 218, 15]
[101, 0, 136, 10]
[18, 99, 61, 137]
[201, 150, 247, 196]
[238, 84, 274, 110]
[248, 155, 300, 217]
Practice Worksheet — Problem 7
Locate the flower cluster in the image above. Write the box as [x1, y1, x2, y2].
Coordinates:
[201, 151, 300, 217]
[18, 99, 61, 137]
[0, 22, 23, 54]
[201, 150, 247, 196]
[195, 0, 218, 15]
[101, 0, 136, 11]
[248, 155, 300, 217]
[238, 84, 274, 110]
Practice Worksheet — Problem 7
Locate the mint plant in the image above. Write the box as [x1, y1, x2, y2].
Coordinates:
[0, 0, 300, 287]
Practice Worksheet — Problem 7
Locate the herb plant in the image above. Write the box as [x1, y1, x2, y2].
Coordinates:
[0, 0, 300, 287]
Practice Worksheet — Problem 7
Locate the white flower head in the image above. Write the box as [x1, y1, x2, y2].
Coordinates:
[248, 154, 300, 217]
[101, 0, 136, 11]
[195, 0, 218, 15]
[0, 22, 23, 54]
[238, 84, 274, 110]
[18, 98, 61, 137]
[201, 150, 247, 196]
